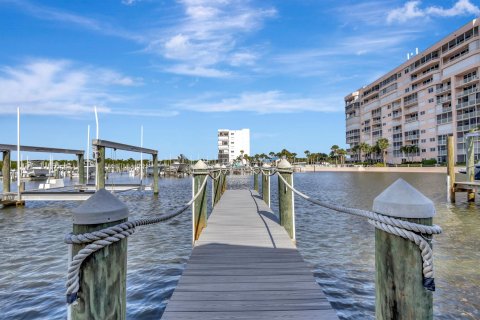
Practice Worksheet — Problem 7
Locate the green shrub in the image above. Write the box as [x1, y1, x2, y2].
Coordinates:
[421, 158, 437, 166]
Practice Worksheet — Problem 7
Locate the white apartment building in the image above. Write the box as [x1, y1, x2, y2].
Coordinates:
[217, 129, 250, 164]
[345, 18, 480, 164]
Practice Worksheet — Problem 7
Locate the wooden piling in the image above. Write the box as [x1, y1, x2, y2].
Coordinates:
[277, 159, 295, 240]
[96, 146, 105, 190]
[373, 179, 435, 320]
[153, 153, 159, 195]
[212, 164, 221, 205]
[261, 164, 271, 207]
[447, 135, 455, 203]
[466, 135, 475, 202]
[2, 151, 10, 193]
[70, 189, 128, 320]
[253, 165, 259, 192]
[78, 153, 85, 185]
[192, 160, 208, 242]
[221, 165, 227, 194]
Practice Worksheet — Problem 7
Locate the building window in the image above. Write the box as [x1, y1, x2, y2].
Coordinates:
[430, 138, 436, 142]
[428, 88, 434, 93]
[428, 98, 434, 103]
[421, 130, 426, 134]
[420, 111, 426, 115]
[422, 149, 427, 152]
[421, 139, 427, 143]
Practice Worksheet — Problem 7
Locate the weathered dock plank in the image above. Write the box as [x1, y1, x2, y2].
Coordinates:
[163, 189, 338, 320]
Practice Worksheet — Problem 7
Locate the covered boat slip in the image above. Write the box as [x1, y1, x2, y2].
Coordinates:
[162, 189, 338, 320]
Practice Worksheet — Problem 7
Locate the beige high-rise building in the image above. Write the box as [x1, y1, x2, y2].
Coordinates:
[345, 18, 480, 164]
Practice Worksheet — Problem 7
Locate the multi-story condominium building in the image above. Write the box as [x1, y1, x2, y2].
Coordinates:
[345, 18, 480, 164]
[217, 129, 250, 164]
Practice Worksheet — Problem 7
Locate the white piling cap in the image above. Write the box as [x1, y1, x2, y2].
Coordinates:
[193, 160, 208, 170]
[72, 189, 129, 225]
[277, 158, 292, 169]
[262, 163, 271, 168]
[373, 179, 435, 218]
[221, 165, 227, 168]
[214, 163, 221, 168]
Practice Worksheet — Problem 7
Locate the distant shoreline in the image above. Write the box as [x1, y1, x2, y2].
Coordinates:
[294, 165, 448, 174]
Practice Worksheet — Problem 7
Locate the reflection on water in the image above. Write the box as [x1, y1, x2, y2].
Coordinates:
[0, 173, 479, 319]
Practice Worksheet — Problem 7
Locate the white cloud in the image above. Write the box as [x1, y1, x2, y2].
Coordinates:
[387, 0, 480, 23]
[0, 59, 166, 117]
[8, 0, 143, 42]
[146, 0, 276, 77]
[175, 91, 341, 114]
[165, 64, 231, 77]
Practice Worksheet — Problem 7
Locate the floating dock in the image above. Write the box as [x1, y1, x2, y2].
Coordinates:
[162, 189, 338, 319]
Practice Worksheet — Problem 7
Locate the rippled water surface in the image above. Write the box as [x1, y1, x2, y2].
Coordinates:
[0, 172, 479, 319]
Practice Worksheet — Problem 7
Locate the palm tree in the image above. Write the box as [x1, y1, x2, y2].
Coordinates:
[376, 138, 389, 165]
[330, 145, 339, 165]
[337, 148, 347, 165]
[304, 150, 310, 164]
[359, 142, 370, 163]
[351, 144, 360, 162]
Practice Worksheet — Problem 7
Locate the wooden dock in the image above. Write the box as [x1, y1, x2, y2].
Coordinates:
[162, 189, 338, 320]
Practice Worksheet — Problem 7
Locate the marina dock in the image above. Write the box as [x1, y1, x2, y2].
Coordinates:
[162, 189, 338, 319]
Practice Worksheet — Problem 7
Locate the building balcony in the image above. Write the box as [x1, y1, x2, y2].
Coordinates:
[456, 75, 479, 88]
[218, 136, 228, 141]
[457, 123, 480, 132]
[405, 134, 419, 141]
[457, 111, 480, 121]
[436, 85, 451, 94]
[218, 145, 228, 151]
[393, 137, 403, 142]
[436, 96, 452, 105]
[456, 99, 480, 110]
[436, 105, 452, 113]
[404, 98, 418, 107]
[404, 106, 419, 114]
[457, 87, 478, 98]
[405, 117, 419, 124]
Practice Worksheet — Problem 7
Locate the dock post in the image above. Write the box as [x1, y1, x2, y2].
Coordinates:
[447, 135, 455, 203]
[213, 164, 221, 205]
[153, 153, 159, 195]
[192, 160, 208, 242]
[261, 163, 271, 207]
[277, 159, 295, 240]
[2, 151, 11, 193]
[221, 165, 227, 194]
[466, 135, 475, 202]
[70, 189, 128, 320]
[253, 165, 259, 192]
[373, 179, 435, 320]
[96, 146, 105, 190]
[78, 153, 85, 185]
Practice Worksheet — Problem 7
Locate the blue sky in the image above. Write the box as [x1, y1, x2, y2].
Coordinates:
[0, 0, 479, 160]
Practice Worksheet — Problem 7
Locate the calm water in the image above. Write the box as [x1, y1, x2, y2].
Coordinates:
[0, 173, 479, 319]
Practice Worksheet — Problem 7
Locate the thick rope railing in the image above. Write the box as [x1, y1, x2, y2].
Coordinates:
[64, 175, 209, 304]
[275, 170, 442, 291]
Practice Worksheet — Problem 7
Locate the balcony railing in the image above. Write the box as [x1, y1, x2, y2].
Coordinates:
[457, 87, 478, 98]
[456, 99, 480, 110]
[436, 85, 451, 94]
[405, 134, 419, 141]
[405, 117, 419, 124]
[436, 96, 452, 105]
[404, 98, 418, 107]
[457, 111, 480, 121]
[436, 105, 452, 113]
[457, 123, 480, 132]
[463, 75, 479, 85]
